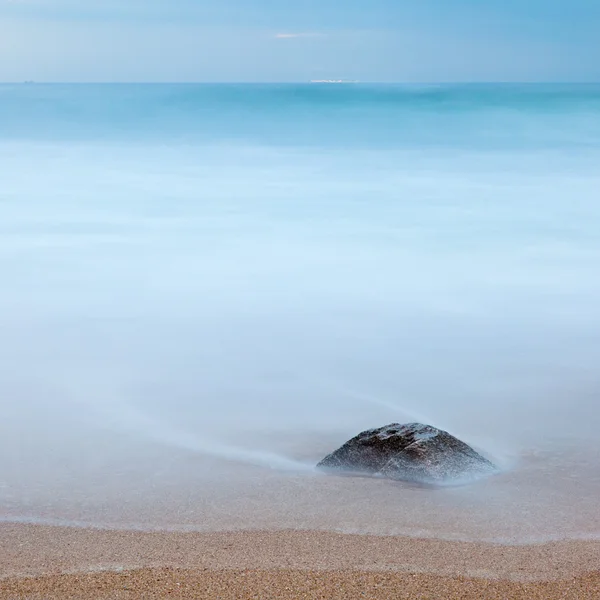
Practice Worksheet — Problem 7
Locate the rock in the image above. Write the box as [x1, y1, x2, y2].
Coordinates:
[317, 423, 496, 484]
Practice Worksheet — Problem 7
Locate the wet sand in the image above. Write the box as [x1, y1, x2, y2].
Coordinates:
[1, 524, 599, 598]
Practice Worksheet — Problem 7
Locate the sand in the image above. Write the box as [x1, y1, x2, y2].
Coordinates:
[1, 524, 599, 599]
[3, 568, 600, 600]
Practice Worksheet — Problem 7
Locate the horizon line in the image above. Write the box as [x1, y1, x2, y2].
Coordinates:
[2, 80, 599, 85]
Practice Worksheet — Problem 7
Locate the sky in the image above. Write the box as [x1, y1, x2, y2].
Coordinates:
[1, 0, 599, 82]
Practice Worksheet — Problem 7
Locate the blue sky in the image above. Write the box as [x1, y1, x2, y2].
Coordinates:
[1, 0, 599, 82]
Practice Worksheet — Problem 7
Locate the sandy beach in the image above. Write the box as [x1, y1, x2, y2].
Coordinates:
[1, 524, 599, 598]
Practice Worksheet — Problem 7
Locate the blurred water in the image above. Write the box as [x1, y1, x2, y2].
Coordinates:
[0, 84, 599, 542]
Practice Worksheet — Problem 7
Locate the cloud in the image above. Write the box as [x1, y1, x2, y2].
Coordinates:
[275, 32, 322, 39]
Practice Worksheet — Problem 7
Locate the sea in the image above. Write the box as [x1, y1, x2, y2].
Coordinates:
[0, 83, 599, 543]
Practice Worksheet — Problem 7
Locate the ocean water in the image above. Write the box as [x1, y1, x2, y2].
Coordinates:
[1, 84, 599, 543]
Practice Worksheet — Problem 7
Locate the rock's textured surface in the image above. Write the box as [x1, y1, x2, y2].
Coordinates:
[317, 423, 496, 483]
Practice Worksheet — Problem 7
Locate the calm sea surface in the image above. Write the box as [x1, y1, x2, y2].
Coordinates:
[1, 84, 599, 542]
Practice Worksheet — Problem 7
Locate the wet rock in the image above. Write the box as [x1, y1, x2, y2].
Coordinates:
[317, 423, 496, 484]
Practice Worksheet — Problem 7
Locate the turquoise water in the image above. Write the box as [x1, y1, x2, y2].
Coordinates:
[0, 84, 599, 541]
[2, 83, 600, 146]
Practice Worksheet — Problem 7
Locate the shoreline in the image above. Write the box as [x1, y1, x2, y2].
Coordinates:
[1, 524, 599, 598]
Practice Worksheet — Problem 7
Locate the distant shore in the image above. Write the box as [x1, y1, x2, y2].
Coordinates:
[1, 524, 599, 599]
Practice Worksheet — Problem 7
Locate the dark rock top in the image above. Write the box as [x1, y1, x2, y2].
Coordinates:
[317, 423, 496, 484]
